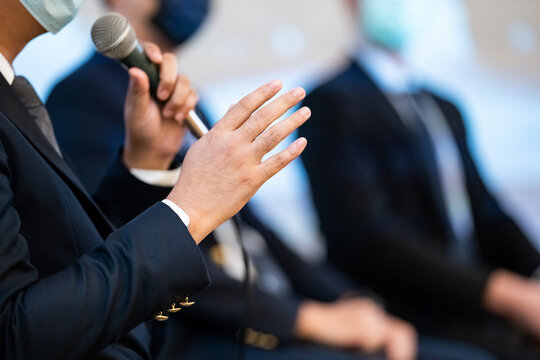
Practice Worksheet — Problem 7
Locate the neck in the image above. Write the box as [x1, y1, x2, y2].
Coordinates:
[0, 0, 46, 64]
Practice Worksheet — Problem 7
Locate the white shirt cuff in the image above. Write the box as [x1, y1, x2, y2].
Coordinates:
[162, 199, 190, 227]
[129, 167, 181, 187]
[128, 168, 189, 227]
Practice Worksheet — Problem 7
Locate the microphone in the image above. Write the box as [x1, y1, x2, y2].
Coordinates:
[91, 13, 208, 139]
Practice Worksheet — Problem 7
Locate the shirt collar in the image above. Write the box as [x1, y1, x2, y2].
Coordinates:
[0, 51, 15, 85]
[355, 46, 417, 95]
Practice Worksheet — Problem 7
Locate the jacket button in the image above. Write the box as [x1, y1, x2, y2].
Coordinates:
[167, 303, 181, 313]
[153, 312, 169, 321]
[180, 296, 195, 307]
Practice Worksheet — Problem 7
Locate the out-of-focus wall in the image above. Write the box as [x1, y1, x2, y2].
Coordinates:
[12, 0, 540, 256]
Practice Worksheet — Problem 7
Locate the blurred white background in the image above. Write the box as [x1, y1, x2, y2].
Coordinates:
[14, 0, 540, 258]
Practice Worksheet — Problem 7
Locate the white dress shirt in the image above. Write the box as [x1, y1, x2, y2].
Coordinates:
[0, 50, 190, 228]
[0, 52, 15, 85]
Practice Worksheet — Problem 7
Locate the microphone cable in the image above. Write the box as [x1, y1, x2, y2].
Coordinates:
[232, 214, 252, 360]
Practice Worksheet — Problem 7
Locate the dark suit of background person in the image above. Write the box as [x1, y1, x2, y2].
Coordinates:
[47, 0, 211, 194]
[300, 54, 540, 359]
[0, 66, 209, 358]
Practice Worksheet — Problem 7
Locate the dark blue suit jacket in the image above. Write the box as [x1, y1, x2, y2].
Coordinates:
[0, 71, 209, 359]
[300, 61, 540, 322]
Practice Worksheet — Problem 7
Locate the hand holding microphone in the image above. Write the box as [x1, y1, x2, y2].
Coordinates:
[91, 14, 207, 171]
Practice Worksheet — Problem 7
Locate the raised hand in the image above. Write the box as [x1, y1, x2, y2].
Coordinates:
[167, 79, 310, 242]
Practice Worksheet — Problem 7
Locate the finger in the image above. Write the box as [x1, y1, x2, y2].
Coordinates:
[385, 318, 417, 360]
[239, 87, 306, 141]
[385, 331, 417, 360]
[175, 91, 199, 122]
[257, 137, 307, 181]
[157, 53, 179, 101]
[142, 42, 163, 64]
[252, 106, 311, 156]
[162, 75, 189, 117]
[214, 79, 282, 131]
[126, 68, 150, 117]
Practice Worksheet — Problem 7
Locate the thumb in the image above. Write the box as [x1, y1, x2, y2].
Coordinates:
[126, 68, 151, 119]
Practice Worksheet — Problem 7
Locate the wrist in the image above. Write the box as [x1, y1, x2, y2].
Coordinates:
[123, 142, 176, 170]
[166, 189, 207, 244]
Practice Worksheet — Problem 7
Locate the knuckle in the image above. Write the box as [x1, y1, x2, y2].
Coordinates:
[263, 128, 280, 146]
[163, 52, 175, 60]
[237, 97, 254, 113]
[274, 153, 289, 169]
[178, 74, 190, 85]
[254, 106, 272, 122]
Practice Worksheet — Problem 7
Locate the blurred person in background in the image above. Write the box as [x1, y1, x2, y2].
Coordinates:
[47, 0, 212, 194]
[45, 1, 498, 360]
[300, 0, 540, 359]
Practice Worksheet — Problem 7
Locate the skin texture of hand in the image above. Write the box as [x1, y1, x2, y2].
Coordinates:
[384, 316, 418, 360]
[167, 80, 310, 243]
[295, 298, 417, 360]
[123, 42, 198, 170]
[484, 268, 540, 340]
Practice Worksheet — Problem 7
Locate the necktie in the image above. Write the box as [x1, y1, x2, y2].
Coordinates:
[213, 219, 292, 296]
[388, 93, 474, 243]
[11, 76, 62, 156]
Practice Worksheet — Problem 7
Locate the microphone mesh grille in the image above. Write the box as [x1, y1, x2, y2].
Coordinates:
[91, 13, 137, 59]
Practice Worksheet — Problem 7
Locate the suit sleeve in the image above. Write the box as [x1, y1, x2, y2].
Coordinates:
[437, 99, 540, 276]
[0, 140, 209, 360]
[94, 149, 173, 227]
[300, 89, 492, 313]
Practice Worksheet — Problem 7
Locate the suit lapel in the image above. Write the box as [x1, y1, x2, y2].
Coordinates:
[351, 63, 451, 236]
[0, 75, 114, 235]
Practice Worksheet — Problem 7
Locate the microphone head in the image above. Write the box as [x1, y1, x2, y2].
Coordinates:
[91, 13, 137, 59]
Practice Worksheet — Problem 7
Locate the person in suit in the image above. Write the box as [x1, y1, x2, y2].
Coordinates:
[300, 0, 540, 359]
[47, 0, 212, 194]
[46, 1, 498, 360]
[0, 0, 309, 358]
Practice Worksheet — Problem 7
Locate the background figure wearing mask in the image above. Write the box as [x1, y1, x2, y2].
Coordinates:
[0, 0, 310, 357]
[300, 0, 540, 359]
[47, 0, 210, 194]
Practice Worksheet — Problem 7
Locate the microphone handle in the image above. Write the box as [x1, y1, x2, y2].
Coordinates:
[122, 46, 160, 95]
[121, 45, 209, 139]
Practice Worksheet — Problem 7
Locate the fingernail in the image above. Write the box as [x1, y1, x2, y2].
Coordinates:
[268, 79, 282, 90]
[175, 112, 185, 121]
[300, 107, 311, 117]
[292, 87, 305, 97]
[294, 137, 307, 150]
[159, 89, 168, 100]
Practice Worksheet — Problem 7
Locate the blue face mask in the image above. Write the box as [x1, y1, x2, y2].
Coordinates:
[19, 0, 85, 34]
[153, 0, 210, 46]
[360, 0, 422, 52]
